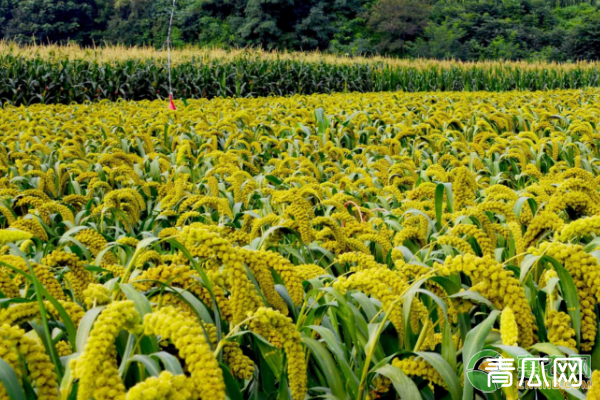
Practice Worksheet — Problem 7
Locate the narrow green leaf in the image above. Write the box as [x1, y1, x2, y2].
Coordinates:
[519, 255, 540, 284]
[76, 306, 106, 352]
[0, 358, 26, 400]
[415, 352, 462, 400]
[220, 363, 244, 400]
[462, 310, 501, 400]
[303, 336, 347, 400]
[545, 256, 581, 347]
[376, 364, 422, 400]
[151, 352, 184, 375]
[129, 355, 161, 377]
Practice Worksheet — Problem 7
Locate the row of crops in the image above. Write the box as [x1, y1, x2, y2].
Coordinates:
[2, 88, 600, 399]
[3, 44, 600, 105]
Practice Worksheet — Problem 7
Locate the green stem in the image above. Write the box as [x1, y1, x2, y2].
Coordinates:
[356, 270, 437, 400]
[413, 318, 432, 352]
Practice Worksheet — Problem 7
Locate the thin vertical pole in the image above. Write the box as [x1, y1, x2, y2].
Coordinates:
[167, 0, 177, 96]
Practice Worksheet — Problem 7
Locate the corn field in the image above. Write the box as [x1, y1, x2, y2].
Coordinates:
[2, 87, 600, 400]
[3, 43, 600, 105]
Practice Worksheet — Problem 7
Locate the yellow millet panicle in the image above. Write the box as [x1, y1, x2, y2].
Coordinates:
[370, 376, 391, 397]
[507, 221, 525, 264]
[539, 268, 558, 288]
[19, 239, 34, 253]
[436, 235, 475, 255]
[134, 249, 162, 267]
[82, 283, 111, 308]
[336, 251, 386, 271]
[116, 236, 140, 247]
[0, 302, 42, 325]
[0, 269, 19, 298]
[334, 268, 406, 335]
[556, 215, 600, 241]
[56, 340, 72, 357]
[158, 228, 180, 239]
[451, 167, 477, 210]
[522, 211, 564, 248]
[450, 224, 494, 256]
[9, 218, 48, 241]
[392, 357, 447, 389]
[500, 307, 519, 346]
[31, 263, 66, 301]
[205, 324, 255, 380]
[256, 250, 304, 304]
[73, 301, 142, 400]
[293, 263, 327, 281]
[43, 250, 93, 299]
[143, 306, 225, 400]
[74, 229, 115, 264]
[133, 264, 233, 321]
[588, 370, 600, 400]
[0, 325, 23, 400]
[545, 310, 577, 350]
[247, 307, 306, 400]
[0, 325, 58, 400]
[48, 301, 86, 325]
[238, 248, 289, 314]
[179, 226, 263, 323]
[0, 229, 32, 244]
[530, 242, 600, 351]
[437, 254, 536, 347]
[17, 334, 59, 400]
[102, 264, 126, 277]
[125, 371, 195, 400]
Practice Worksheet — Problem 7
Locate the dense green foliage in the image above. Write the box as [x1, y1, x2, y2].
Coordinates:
[4, 51, 600, 105]
[1, 0, 600, 61]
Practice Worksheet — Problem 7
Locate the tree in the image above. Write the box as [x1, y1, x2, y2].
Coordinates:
[364, 0, 431, 54]
[562, 13, 600, 60]
[2, 0, 99, 44]
[409, 22, 466, 59]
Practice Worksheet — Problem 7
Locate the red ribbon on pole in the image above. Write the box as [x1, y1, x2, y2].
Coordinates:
[168, 93, 177, 110]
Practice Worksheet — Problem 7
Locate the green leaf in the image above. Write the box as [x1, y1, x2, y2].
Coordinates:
[151, 352, 184, 375]
[519, 255, 540, 284]
[539, 387, 565, 400]
[592, 313, 600, 370]
[302, 336, 347, 400]
[414, 352, 462, 400]
[255, 334, 284, 376]
[449, 290, 496, 309]
[435, 183, 453, 228]
[307, 325, 358, 397]
[545, 256, 581, 347]
[128, 355, 161, 377]
[514, 196, 536, 219]
[442, 319, 457, 370]
[0, 358, 26, 400]
[76, 306, 106, 352]
[220, 363, 244, 400]
[120, 283, 153, 316]
[491, 344, 531, 359]
[530, 343, 566, 357]
[376, 364, 422, 400]
[462, 310, 501, 400]
[265, 175, 284, 186]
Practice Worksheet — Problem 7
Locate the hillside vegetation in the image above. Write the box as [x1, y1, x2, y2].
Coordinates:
[1, 0, 600, 61]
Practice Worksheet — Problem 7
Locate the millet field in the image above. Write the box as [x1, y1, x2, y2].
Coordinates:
[2, 46, 600, 400]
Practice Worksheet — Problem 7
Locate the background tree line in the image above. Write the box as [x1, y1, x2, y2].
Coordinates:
[1, 0, 600, 61]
